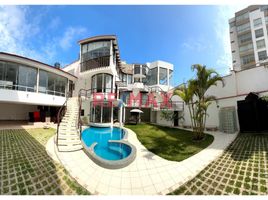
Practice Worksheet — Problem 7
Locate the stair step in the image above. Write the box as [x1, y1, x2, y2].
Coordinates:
[58, 144, 83, 152]
[58, 140, 81, 145]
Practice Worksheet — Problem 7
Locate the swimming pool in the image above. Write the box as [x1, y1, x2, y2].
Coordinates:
[81, 126, 136, 169]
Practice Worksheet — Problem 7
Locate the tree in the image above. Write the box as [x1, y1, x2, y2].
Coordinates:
[174, 64, 224, 140]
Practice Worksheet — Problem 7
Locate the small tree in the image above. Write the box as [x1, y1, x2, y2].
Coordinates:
[174, 64, 224, 140]
[160, 109, 184, 125]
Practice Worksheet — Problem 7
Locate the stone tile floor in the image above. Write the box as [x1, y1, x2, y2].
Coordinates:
[0, 129, 89, 195]
[51, 128, 237, 195]
[170, 133, 268, 195]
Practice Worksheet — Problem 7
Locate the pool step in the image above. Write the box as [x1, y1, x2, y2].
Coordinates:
[57, 97, 83, 152]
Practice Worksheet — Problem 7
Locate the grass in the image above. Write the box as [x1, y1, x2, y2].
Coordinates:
[125, 123, 214, 162]
[0, 128, 90, 195]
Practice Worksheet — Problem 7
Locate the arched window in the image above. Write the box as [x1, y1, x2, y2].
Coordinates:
[91, 73, 113, 93]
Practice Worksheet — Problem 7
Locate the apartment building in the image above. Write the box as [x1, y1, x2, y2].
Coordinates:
[229, 5, 268, 71]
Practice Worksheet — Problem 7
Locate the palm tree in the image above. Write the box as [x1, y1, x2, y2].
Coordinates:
[174, 64, 224, 140]
[191, 64, 224, 139]
[173, 82, 195, 129]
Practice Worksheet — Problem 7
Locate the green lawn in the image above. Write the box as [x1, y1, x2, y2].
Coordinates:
[125, 123, 214, 162]
[0, 128, 90, 195]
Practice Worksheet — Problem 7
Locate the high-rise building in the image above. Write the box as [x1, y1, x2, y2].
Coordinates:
[229, 5, 268, 71]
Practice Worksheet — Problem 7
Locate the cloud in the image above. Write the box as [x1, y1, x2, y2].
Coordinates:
[182, 38, 211, 52]
[0, 6, 40, 57]
[0, 5, 87, 64]
[59, 26, 87, 51]
[214, 4, 248, 74]
[48, 17, 61, 29]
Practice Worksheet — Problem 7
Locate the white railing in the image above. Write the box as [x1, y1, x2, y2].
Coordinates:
[0, 82, 65, 97]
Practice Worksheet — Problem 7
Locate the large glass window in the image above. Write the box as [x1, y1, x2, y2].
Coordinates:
[159, 67, 168, 85]
[81, 41, 111, 72]
[147, 67, 158, 85]
[102, 105, 111, 123]
[90, 102, 112, 123]
[91, 73, 113, 93]
[18, 65, 37, 92]
[237, 22, 250, 33]
[239, 43, 253, 53]
[238, 32, 252, 44]
[258, 50, 267, 61]
[236, 12, 249, 21]
[0, 61, 67, 95]
[256, 39, 266, 49]
[254, 18, 262, 28]
[241, 54, 255, 65]
[255, 28, 264, 38]
[38, 70, 67, 96]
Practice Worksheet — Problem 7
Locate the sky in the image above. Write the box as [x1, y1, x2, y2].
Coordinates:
[0, 5, 248, 86]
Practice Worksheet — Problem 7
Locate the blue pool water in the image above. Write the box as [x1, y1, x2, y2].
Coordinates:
[81, 127, 132, 160]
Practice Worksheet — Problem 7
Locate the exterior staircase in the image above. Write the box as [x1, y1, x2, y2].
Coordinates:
[57, 97, 83, 152]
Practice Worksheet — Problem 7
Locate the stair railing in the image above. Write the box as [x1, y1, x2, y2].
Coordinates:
[56, 92, 71, 147]
[77, 88, 92, 139]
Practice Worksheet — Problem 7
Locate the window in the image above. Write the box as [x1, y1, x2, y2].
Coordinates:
[241, 54, 255, 65]
[81, 109, 85, 116]
[238, 32, 252, 44]
[147, 67, 158, 85]
[134, 65, 140, 74]
[236, 12, 249, 21]
[254, 18, 262, 28]
[229, 21, 235, 28]
[255, 28, 264, 38]
[169, 69, 173, 86]
[233, 60, 236, 63]
[237, 22, 250, 33]
[159, 67, 168, 85]
[91, 73, 113, 93]
[258, 51, 267, 61]
[265, 16, 268, 24]
[81, 41, 111, 72]
[127, 74, 132, 84]
[39, 70, 67, 96]
[231, 41, 235, 43]
[18, 65, 37, 92]
[142, 65, 147, 76]
[256, 39, 266, 49]
[239, 43, 253, 53]
[0, 62, 6, 82]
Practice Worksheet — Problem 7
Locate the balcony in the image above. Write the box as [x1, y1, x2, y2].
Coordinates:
[81, 56, 110, 72]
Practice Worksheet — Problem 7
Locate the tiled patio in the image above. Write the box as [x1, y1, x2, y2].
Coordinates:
[170, 133, 268, 195]
[0, 128, 89, 195]
[48, 128, 238, 195]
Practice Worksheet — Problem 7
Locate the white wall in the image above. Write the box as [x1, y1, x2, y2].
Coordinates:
[0, 89, 66, 106]
[155, 110, 173, 127]
[179, 65, 268, 130]
[0, 103, 38, 120]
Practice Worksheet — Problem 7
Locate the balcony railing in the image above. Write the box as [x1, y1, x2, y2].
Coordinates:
[81, 56, 110, 72]
[0, 82, 66, 97]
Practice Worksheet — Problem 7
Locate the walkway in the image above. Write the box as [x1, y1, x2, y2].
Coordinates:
[48, 128, 238, 195]
[170, 132, 268, 195]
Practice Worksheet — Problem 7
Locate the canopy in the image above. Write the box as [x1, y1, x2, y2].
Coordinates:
[130, 109, 143, 113]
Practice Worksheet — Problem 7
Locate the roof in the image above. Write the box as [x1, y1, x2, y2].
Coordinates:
[0, 52, 77, 78]
[78, 35, 121, 66]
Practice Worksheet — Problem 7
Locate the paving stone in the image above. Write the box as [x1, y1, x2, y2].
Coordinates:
[0, 129, 90, 195]
[170, 133, 268, 195]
